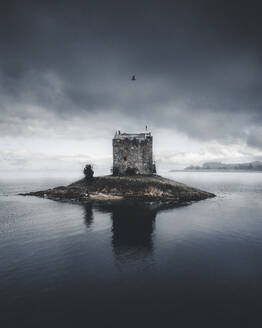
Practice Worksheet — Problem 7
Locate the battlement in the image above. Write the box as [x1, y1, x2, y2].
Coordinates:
[114, 132, 152, 140]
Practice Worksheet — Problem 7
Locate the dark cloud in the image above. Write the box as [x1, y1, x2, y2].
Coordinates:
[1, 0, 262, 144]
[246, 127, 262, 150]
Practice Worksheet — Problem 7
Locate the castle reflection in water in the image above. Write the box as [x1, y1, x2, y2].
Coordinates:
[83, 202, 157, 257]
[83, 201, 186, 261]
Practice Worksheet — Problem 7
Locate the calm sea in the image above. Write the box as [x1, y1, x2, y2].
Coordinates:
[1, 172, 262, 326]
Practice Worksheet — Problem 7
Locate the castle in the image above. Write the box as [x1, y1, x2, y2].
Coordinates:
[112, 131, 155, 175]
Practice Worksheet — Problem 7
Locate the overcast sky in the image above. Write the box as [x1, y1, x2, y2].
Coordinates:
[1, 0, 262, 176]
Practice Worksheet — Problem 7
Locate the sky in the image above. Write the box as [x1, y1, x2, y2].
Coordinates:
[1, 0, 262, 176]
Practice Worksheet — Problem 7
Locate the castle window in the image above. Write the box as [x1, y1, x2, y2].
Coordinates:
[123, 156, 127, 161]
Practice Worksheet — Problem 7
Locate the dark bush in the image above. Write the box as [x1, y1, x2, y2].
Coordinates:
[83, 164, 94, 180]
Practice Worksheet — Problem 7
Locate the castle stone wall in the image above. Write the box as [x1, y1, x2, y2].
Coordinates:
[113, 133, 153, 175]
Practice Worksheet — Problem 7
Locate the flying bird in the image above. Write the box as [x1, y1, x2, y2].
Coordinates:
[131, 75, 136, 81]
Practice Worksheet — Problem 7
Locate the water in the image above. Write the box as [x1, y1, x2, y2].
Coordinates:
[1, 172, 262, 325]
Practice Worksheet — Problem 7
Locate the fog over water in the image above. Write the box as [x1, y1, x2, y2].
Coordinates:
[1, 172, 262, 325]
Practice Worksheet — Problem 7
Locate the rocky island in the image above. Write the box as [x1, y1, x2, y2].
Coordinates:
[21, 131, 215, 207]
[21, 174, 215, 205]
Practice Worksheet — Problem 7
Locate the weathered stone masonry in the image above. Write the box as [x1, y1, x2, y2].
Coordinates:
[113, 132, 154, 175]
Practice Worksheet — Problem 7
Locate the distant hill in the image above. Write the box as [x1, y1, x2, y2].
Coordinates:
[183, 161, 262, 171]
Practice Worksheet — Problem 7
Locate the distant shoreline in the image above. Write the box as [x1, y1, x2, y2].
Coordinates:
[170, 169, 262, 173]
[180, 161, 262, 172]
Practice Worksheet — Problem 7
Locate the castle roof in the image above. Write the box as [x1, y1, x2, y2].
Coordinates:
[113, 132, 151, 140]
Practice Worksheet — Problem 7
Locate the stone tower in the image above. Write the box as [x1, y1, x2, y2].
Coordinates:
[112, 131, 155, 175]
